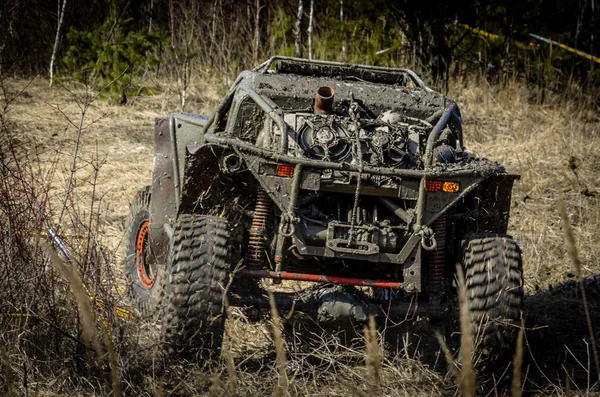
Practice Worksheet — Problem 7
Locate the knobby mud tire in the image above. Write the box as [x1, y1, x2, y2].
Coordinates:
[123, 186, 165, 318]
[462, 233, 524, 363]
[161, 215, 230, 362]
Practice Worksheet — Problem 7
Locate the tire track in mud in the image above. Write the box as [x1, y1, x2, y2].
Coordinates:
[523, 275, 600, 390]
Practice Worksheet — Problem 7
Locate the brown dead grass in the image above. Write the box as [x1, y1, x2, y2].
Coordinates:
[453, 79, 600, 291]
[452, 77, 600, 395]
[2, 76, 222, 260]
[2, 73, 600, 395]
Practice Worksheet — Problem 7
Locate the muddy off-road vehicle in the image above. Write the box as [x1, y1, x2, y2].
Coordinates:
[124, 57, 523, 360]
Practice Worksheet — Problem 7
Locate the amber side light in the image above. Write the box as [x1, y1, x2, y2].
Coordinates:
[442, 181, 460, 193]
[276, 164, 295, 178]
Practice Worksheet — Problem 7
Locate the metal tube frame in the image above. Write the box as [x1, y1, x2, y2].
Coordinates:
[204, 132, 484, 178]
[236, 81, 291, 154]
[424, 102, 459, 169]
[205, 77, 458, 167]
[253, 56, 433, 92]
[197, 60, 502, 290]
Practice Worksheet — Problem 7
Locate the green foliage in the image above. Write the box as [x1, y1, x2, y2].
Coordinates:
[62, 18, 163, 97]
[269, 1, 405, 66]
[271, 6, 295, 43]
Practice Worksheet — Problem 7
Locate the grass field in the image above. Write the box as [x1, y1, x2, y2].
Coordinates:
[1, 74, 600, 396]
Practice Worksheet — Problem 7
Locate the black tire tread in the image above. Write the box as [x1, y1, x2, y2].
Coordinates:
[462, 233, 524, 356]
[161, 214, 230, 361]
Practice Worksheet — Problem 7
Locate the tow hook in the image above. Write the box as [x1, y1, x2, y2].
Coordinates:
[416, 226, 437, 251]
[279, 213, 297, 237]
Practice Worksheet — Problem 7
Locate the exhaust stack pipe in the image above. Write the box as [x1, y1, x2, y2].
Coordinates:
[314, 86, 335, 114]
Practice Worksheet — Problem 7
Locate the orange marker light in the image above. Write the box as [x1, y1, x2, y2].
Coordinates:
[276, 164, 295, 178]
[442, 181, 460, 193]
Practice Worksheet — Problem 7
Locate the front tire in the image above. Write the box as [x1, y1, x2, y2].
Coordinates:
[161, 215, 231, 361]
[462, 233, 524, 361]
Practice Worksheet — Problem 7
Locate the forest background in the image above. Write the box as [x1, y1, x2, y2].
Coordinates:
[2, 1, 600, 396]
[1, 0, 599, 102]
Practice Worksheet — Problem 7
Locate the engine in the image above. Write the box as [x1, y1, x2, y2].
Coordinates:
[286, 111, 433, 168]
[249, 85, 462, 170]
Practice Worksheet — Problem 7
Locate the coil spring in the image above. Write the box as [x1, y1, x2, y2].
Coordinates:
[247, 189, 273, 268]
[428, 213, 447, 293]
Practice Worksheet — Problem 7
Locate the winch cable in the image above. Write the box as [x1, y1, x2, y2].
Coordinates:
[2, 227, 136, 325]
[348, 95, 363, 242]
[48, 227, 135, 323]
[46, 226, 134, 338]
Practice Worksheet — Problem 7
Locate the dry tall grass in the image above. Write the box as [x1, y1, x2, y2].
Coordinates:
[453, 79, 600, 290]
[1, 73, 600, 396]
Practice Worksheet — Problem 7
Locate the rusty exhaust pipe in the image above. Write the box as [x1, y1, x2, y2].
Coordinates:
[314, 86, 335, 114]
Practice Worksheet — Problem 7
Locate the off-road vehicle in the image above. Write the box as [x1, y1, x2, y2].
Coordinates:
[123, 57, 523, 361]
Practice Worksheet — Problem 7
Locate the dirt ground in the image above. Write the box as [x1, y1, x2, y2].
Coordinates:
[3, 75, 600, 395]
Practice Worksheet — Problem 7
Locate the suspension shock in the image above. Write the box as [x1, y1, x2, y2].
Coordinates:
[247, 189, 273, 268]
[428, 212, 447, 293]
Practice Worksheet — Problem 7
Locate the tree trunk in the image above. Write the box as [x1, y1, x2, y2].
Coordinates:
[340, 0, 346, 60]
[502, 5, 514, 63]
[591, 0, 596, 56]
[169, 0, 175, 49]
[148, 0, 153, 32]
[209, 0, 220, 66]
[295, 0, 303, 58]
[429, 19, 449, 89]
[254, 0, 262, 64]
[49, 0, 67, 87]
[501, 3, 515, 83]
[307, 0, 314, 60]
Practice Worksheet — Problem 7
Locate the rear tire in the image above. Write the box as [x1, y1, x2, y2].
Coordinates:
[461, 233, 524, 363]
[123, 186, 164, 317]
[161, 215, 230, 362]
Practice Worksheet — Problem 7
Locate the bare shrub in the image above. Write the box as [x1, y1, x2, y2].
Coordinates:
[0, 78, 126, 396]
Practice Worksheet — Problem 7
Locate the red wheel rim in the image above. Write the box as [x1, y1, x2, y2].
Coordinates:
[136, 221, 154, 288]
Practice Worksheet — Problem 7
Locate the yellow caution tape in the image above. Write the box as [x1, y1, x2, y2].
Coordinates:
[457, 23, 600, 65]
[3, 304, 134, 323]
[1, 229, 86, 239]
[529, 33, 600, 65]
[457, 23, 503, 41]
[4, 313, 30, 319]
[456, 23, 535, 49]
[4, 228, 136, 335]
[115, 306, 136, 321]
